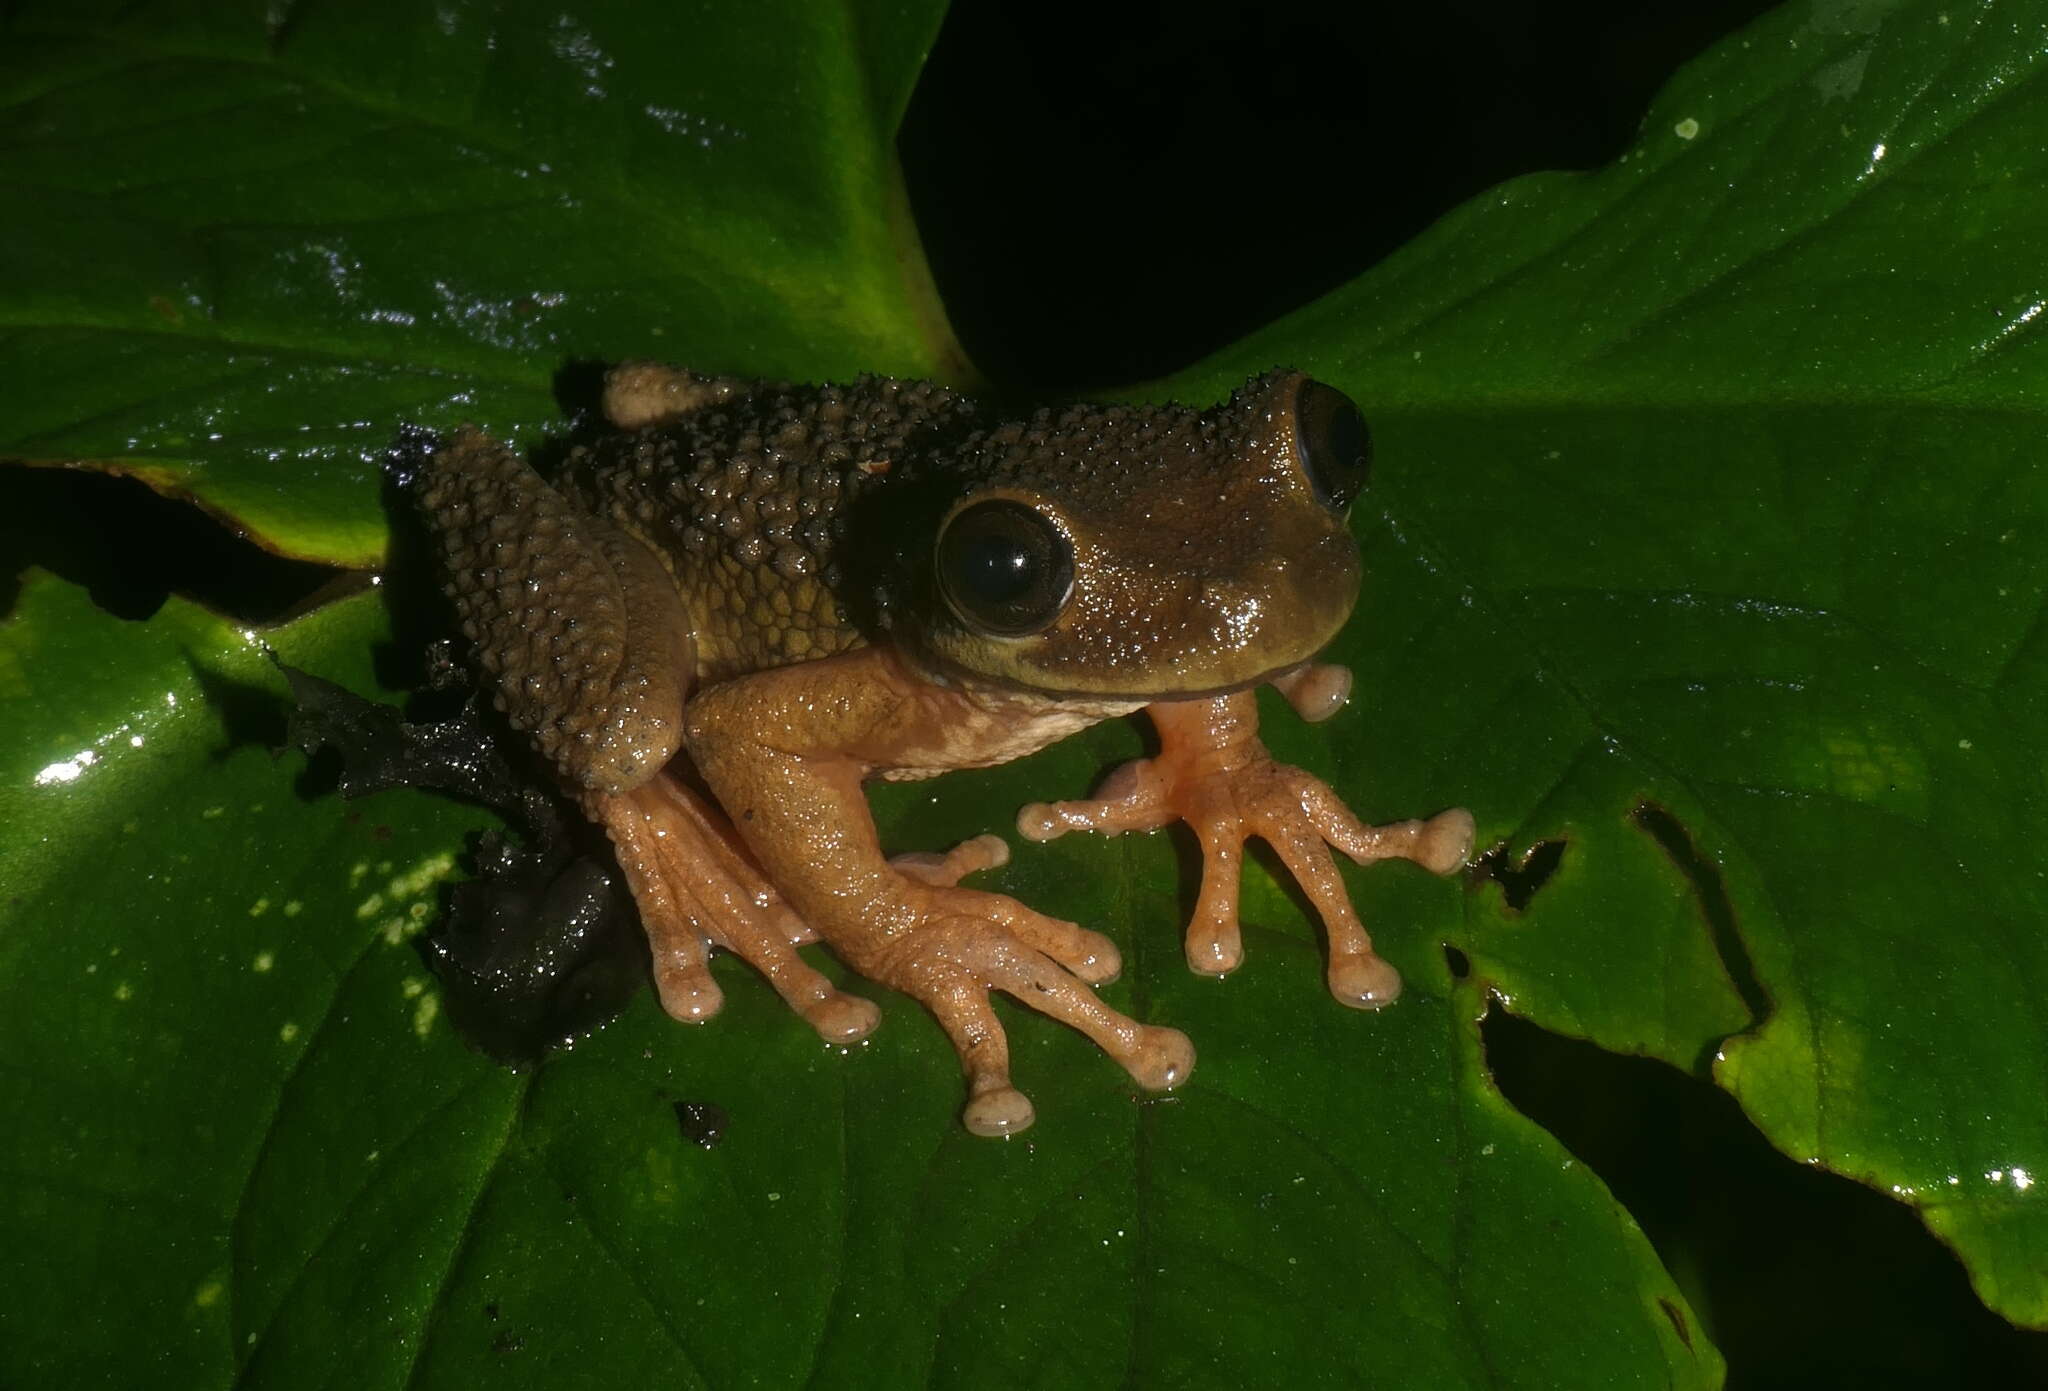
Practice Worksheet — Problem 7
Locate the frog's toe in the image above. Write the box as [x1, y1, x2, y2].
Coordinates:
[1036, 923, 1122, 985]
[916, 959, 1032, 1138]
[961, 927, 1192, 1092]
[1185, 928, 1244, 977]
[1301, 781, 1474, 875]
[863, 887, 1190, 1133]
[964, 1084, 1036, 1137]
[1328, 951, 1403, 1010]
[601, 360, 734, 430]
[597, 776, 866, 1042]
[891, 834, 1009, 887]
[1123, 1024, 1196, 1091]
[652, 947, 725, 1023]
[1001, 908, 1121, 985]
[1416, 807, 1476, 876]
[908, 866, 1123, 984]
[1015, 758, 1174, 843]
[802, 990, 881, 1043]
[1270, 661, 1353, 723]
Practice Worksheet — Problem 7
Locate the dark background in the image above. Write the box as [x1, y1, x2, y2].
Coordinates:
[5, 4, 2045, 1381]
[903, 0, 1779, 392]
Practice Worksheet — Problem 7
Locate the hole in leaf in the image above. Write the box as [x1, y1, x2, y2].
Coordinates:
[1471, 837, 1566, 912]
[1443, 944, 1472, 980]
[1482, 1007, 2048, 1383]
[0, 464, 338, 622]
[1632, 802, 1769, 1029]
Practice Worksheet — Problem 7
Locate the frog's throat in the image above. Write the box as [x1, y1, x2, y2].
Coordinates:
[910, 644, 1346, 707]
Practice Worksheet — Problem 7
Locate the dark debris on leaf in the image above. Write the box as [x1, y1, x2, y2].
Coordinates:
[673, 1099, 729, 1150]
[275, 656, 645, 1063]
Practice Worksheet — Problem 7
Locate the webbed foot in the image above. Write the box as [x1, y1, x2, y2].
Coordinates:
[593, 776, 880, 1043]
[1018, 688, 1473, 1009]
[854, 858, 1191, 1136]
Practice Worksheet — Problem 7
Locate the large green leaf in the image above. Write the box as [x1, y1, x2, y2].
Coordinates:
[0, 0, 963, 567]
[3, 0, 2044, 1386]
[0, 576, 1708, 1387]
[1182, 0, 2048, 1324]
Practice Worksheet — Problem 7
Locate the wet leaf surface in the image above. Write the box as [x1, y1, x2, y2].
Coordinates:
[3, 0, 2045, 1386]
[0, 0, 961, 566]
[1187, 0, 2048, 1325]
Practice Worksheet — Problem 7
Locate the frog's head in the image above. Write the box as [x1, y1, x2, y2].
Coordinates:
[904, 370, 1366, 700]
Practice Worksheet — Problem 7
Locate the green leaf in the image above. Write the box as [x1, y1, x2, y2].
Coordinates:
[5, 0, 2046, 1385]
[0, 0, 964, 567]
[1187, 0, 2048, 1327]
[0, 579, 1707, 1386]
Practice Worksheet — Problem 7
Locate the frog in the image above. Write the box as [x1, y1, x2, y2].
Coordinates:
[414, 361, 1473, 1136]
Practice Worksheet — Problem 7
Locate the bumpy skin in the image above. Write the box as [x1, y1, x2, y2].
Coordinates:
[415, 429, 690, 796]
[563, 371, 976, 686]
[418, 362, 1473, 1136]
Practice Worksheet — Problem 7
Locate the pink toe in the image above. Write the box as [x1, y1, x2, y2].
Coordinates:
[1185, 933, 1243, 977]
[1421, 808, 1476, 875]
[1015, 803, 1062, 843]
[964, 1086, 1035, 1137]
[1329, 953, 1403, 1010]
[803, 992, 880, 1043]
[1125, 1026, 1196, 1091]
[657, 972, 725, 1024]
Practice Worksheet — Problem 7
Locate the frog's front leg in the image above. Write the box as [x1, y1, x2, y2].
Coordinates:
[685, 648, 1193, 1137]
[1018, 674, 1473, 1008]
[589, 774, 882, 1042]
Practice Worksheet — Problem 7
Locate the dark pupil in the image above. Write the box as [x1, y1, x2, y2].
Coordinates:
[1326, 399, 1363, 476]
[1300, 381, 1370, 510]
[957, 530, 1036, 605]
[937, 500, 1072, 635]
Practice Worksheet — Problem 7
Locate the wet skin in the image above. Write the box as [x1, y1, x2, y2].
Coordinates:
[417, 363, 1473, 1135]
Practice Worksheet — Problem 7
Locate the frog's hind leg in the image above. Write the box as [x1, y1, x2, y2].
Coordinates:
[418, 428, 874, 1040]
[592, 776, 881, 1044]
[415, 427, 690, 799]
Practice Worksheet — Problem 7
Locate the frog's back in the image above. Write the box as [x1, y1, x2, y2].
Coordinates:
[563, 375, 977, 686]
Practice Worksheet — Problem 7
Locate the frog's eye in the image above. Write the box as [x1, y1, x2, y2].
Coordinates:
[935, 500, 1075, 637]
[1293, 380, 1371, 511]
